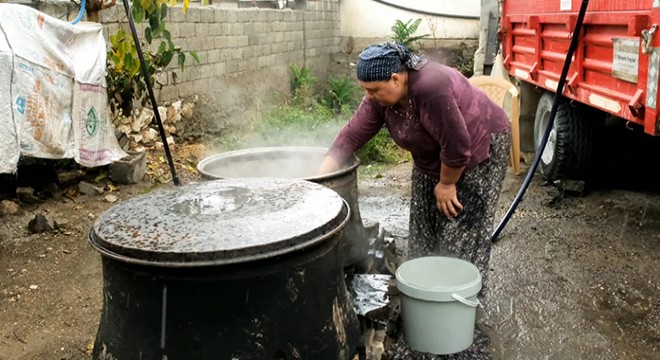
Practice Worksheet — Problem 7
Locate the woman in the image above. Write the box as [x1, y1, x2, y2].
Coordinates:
[319, 42, 510, 296]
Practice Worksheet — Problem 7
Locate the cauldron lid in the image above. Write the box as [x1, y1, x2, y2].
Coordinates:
[89, 178, 348, 266]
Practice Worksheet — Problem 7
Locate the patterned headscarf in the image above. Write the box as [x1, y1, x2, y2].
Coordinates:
[356, 42, 427, 82]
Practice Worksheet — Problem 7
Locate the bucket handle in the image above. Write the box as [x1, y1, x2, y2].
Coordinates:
[452, 293, 482, 308]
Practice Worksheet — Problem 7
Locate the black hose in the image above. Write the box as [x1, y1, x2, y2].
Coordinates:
[370, 0, 479, 20]
[491, 0, 590, 242]
[121, 0, 181, 186]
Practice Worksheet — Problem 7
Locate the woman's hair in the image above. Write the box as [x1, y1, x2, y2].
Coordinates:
[356, 42, 427, 82]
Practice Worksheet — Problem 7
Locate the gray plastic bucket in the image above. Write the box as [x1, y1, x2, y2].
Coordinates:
[395, 256, 482, 355]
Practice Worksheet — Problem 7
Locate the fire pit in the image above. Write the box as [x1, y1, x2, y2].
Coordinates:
[88, 178, 360, 359]
[197, 146, 368, 267]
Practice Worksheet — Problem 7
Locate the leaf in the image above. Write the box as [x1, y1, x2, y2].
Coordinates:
[178, 52, 186, 70]
[163, 29, 171, 41]
[158, 40, 167, 54]
[183, 0, 190, 12]
[160, 3, 168, 20]
[95, 172, 108, 182]
[132, 5, 144, 23]
[145, 27, 152, 44]
[190, 51, 200, 64]
[161, 51, 173, 67]
[149, 14, 159, 31]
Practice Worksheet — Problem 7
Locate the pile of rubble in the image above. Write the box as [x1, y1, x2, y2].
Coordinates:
[112, 97, 197, 153]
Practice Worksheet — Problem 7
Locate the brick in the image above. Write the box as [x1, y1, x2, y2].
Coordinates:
[186, 8, 202, 22]
[214, 62, 227, 75]
[180, 23, 195, 37]
[110, 152, 147, 184]
[166, 23, 181, 38]
[170, 6, 187, 22]
[195, 23, 209, 36]
[230, 23, 244, 35]
[208, 23, 222, 36]
[201, 8, 215, 23]
[214, 9, 227, 22]
[159, 86, 179, 103]
[177, 82, 195, 98]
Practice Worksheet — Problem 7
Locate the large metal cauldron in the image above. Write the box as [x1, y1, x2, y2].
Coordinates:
[88, 178, 360, 360]
[197, 146, 368, 267]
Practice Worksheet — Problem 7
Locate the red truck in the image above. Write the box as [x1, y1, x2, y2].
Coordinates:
[500, 0, 660, 180]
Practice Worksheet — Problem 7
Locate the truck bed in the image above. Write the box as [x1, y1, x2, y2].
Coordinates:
[501, 0, 660, 135]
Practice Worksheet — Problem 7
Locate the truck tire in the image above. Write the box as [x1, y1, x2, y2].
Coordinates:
[533, 92, 593, 181]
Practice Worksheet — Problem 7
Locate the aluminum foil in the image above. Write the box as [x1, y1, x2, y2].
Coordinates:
[349, 274, 392, 316]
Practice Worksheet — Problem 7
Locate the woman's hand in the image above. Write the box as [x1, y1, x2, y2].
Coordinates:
[317, 155, 341, 175]
[434, 182, 463, 219]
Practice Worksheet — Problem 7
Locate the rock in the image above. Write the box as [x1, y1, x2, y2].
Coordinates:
[57, 170, 85, 186]
[157, 106, 167, 121]
[167, 101, 182, 123]
[181, 102, 194, 120]
[78, 181, 104, 195]
[39, 182, 60, 199]
[115, 129, 130, 151]
[54, 219, 71, 230]
[104, 194, 119, 203]
[0, 200, 20, 216]
[109, 152, 147, 185]
[155, 136, 175, 148]
[28, 213, 54, 234]
[164, 124, 177, 135]
[141, 128, 159, 144]
[132, 108, 154, 132]
[16, 187, 43, 205]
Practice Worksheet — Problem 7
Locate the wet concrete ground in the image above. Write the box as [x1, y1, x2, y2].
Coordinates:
[356, 161, 660, 360]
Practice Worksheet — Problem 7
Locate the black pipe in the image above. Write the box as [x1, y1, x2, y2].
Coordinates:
[121, 0, 180, 186]
[370, 0, 479, 20]
[491, 0, 590, 242]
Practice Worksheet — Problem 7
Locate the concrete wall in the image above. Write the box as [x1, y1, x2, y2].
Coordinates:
[34, 0, 341, 127]
[117, 1, 339, 127]
[339, 0, 480, 52]
[29, 0, 480, 128]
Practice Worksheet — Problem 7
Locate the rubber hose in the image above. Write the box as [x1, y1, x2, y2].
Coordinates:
[71, 0, 86, 25]
[491, 0, 591, 242]
[370, 0, 479, 20]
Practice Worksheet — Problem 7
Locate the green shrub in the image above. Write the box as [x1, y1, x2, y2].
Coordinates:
[326, 75, 360, 114]
[391, 18, 431, 51]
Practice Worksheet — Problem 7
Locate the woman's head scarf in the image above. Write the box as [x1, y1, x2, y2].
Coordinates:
[356, 42, 427, 82]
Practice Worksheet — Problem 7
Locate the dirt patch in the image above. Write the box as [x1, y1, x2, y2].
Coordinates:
[1, 141, 659, 359]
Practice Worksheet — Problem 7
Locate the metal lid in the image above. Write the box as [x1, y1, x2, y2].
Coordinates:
[89, 178, 349, 267]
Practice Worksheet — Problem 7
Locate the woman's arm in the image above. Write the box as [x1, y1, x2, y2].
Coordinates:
[317, 154, 342, 175]
[320, 97, 385, 173]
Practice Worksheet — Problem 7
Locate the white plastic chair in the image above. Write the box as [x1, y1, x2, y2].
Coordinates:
[469, 76, 521, 175]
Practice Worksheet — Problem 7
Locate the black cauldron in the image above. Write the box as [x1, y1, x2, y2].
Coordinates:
[196, 146, 368, 267]
[89, 178, 360, 360]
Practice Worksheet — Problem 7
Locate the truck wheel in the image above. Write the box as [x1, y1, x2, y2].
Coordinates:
[533, 92, 593, 181]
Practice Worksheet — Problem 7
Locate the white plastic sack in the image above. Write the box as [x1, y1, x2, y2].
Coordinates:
[12, 58, 75, 159]
[0, 29, 19, 173]
[0, 4, 126, 173]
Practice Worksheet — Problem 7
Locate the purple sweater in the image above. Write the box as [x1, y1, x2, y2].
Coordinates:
[328, 62, 510, 177]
